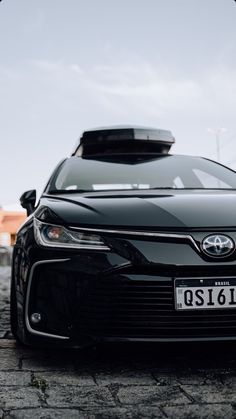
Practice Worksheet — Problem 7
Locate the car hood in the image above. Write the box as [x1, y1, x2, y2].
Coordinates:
[40, 191, 236, 229]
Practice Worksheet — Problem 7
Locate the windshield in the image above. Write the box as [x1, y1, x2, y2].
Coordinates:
[47, 155, 236, 193]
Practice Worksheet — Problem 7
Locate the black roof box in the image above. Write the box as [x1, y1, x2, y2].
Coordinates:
[72, 125, 175, 156]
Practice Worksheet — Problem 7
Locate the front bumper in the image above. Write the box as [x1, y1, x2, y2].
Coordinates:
[26, 256, 236, 344]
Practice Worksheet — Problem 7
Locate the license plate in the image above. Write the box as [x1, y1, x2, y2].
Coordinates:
[175, 278, 236, 310]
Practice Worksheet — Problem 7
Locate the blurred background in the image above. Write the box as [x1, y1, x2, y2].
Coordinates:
[0, 0, 236, 251]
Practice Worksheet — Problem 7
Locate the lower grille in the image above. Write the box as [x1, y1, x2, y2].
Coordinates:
[80, 276, 236, 339]
[30, 265, 236, 340]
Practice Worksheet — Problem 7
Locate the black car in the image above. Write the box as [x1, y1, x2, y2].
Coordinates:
[10, 126, 236, 346]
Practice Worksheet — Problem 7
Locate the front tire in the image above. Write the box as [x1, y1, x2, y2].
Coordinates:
[10, 275, 27, 345]
[10, 276, 20, 340]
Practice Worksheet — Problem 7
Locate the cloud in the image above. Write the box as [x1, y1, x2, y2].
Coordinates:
[28, 59, 236, 121]
[1, 58, 236, 204]
[23, 10, 45, 33]
[1, 58, 236, 130]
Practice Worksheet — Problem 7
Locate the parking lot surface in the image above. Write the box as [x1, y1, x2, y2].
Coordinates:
[1, 266, 236, 418]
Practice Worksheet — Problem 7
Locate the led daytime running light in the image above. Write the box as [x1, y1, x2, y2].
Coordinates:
[34, 219, 110, 250]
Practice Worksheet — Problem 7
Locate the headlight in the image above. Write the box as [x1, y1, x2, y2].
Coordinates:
[34, 219, 110, 250]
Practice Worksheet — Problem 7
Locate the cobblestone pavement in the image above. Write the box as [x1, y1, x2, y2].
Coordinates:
[2, 267, 236, 418]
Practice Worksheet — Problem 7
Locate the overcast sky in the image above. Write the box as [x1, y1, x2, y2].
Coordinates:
[0, 0, 236, 207]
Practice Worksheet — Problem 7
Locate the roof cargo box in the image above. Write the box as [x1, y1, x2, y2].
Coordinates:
[72, 125, 175, 157]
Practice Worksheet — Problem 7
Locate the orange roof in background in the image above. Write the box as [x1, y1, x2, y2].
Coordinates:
[0, 210, 27, 234]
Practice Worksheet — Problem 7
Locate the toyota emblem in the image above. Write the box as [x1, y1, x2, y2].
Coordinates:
[202, 234, 235, 257]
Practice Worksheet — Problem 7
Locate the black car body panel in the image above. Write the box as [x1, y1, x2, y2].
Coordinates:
[38, 191, 236, 229]
[11, 126, 236, 346]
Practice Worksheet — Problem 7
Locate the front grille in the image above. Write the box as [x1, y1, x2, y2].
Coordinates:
[30, 264, 236, 340]
[79, 275, 236, 339]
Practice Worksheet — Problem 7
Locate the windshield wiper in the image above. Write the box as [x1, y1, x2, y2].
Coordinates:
[46, 189, 91, 195]
[149, 187, 178, 190]
[150, 187, 236, 190]
[47, 187, 236, 195]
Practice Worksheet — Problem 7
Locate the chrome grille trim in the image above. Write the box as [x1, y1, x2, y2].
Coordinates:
[69, 226, 201, 252]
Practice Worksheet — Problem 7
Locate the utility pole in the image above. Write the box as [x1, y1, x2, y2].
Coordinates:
[207, 128, 227, 162]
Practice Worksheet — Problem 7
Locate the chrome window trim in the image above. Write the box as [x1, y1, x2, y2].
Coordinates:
[69, 226, 201, 252]
[25, 259, 70, 340]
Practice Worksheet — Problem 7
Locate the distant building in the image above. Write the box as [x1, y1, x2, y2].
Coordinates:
[0, 208, 26, 245]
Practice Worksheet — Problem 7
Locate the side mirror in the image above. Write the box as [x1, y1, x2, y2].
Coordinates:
[20, 190, 37, 216]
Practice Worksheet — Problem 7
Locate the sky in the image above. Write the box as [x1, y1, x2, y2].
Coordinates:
[0, 0, 236, 208]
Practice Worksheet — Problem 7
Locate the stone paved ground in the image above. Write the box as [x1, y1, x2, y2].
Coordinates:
[1, 267, 236, 418]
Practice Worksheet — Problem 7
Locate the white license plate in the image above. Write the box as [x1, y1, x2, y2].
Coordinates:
[175, 278, 236, 310]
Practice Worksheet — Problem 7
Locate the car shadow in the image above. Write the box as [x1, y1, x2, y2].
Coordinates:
[15, 340, 236, 375]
